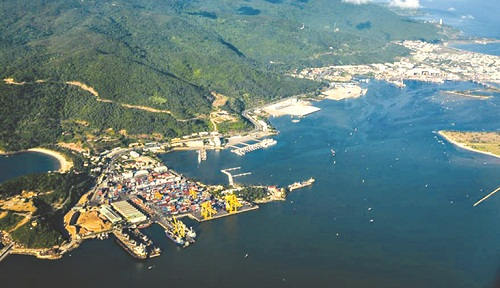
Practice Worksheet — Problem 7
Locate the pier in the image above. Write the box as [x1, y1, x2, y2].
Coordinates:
[474, 185, 500, 207]
[233, 172, 251, 178]
[221, 167, 251, 186]
[0, 243, 14, 262]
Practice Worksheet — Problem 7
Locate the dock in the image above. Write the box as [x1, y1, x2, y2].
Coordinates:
[231, 138, 277, 156]
[190, 203, 259, 222]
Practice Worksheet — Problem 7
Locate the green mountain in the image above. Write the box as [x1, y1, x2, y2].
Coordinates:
[0, 0, 443, 151]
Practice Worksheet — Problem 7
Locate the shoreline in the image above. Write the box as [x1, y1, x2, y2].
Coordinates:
[27, 148, 74, 172]
[438, 131, 500, 159]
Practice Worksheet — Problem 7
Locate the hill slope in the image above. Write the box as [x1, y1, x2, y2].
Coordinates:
[0, 0, 443, 150]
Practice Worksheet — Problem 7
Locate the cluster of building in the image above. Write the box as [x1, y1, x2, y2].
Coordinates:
[170, 132, 223, 148]
[291, 40, 500, 87]
[400, 40, 500, 83]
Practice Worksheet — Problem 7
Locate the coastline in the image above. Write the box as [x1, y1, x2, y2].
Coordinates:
[438, 131, 500, 159]
[27, 148, 74, 172]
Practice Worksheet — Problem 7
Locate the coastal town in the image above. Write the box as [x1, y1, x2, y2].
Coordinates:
[292, 40, 500, 90]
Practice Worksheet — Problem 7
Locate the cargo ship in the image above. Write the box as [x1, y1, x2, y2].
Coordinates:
[115, 235, 147, 259]
[165, 229, 185, 246]
[288, 178, 315, 192]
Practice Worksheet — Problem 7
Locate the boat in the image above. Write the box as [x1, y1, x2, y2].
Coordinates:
[115, 236, 147, 259]
[292, 119, 300, 123]
[186, 226, 196, 239]
[149, 246, 161, 258]
[165, 229, 184, 246]
[330, 149, 336, 156]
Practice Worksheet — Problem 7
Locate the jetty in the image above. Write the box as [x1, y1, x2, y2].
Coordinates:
[288, 178, 315, 192]
[0, 243, 14, 263]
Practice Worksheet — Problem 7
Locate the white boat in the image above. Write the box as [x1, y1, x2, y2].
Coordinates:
[186, 226, 196, 239]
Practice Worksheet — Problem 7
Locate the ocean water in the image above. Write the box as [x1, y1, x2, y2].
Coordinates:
[1, 1, 500, 287]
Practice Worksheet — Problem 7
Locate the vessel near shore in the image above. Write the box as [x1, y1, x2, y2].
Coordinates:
[115, 236, 147, 260]
[288, 178, 315, 191]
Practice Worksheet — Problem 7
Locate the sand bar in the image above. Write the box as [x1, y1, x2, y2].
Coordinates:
[28, 148, 74, 172]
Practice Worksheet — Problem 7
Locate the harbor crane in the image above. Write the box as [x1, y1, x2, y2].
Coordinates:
[224, 194, 242, 213]
[171, 216, 186, 238]
[201, 201, 217, 220]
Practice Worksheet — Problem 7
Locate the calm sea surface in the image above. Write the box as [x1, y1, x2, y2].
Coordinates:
[1, 1, 500, 287]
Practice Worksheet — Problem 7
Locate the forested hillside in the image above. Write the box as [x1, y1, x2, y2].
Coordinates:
[0, 0, 444, 151]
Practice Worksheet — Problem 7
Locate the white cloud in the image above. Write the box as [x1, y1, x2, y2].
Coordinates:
[389, 0, 420, 9]
[342, 0, 371, 4]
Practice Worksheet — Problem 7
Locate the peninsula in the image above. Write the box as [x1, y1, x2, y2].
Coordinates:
[439, 131, 500, 158]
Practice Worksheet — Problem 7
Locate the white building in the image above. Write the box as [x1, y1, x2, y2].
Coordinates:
[111, 201, 147, 224]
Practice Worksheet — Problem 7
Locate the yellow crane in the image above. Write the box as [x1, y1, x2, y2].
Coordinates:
[171, 216, 186, 238]
[224, 194, 242, 213]
[201, 201, 217, 220]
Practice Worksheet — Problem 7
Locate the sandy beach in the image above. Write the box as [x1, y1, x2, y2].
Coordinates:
[438, 131, 500, 159]
[27, 148, 74, 172]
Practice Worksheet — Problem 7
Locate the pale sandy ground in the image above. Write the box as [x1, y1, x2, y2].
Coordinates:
[322, 84, 367, 101]
[3, 78, 26, 85]
[28, 148, 74, 172]
[438, 131, 500, 159]
[262, 98, 321, 117]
